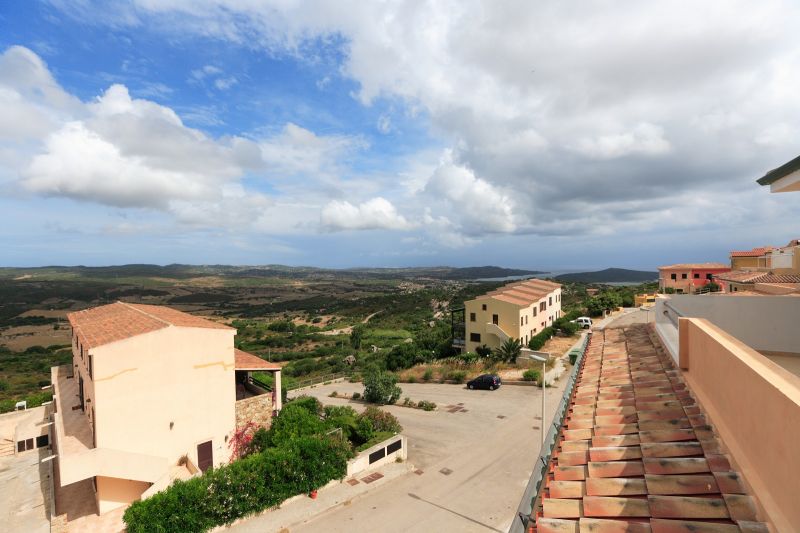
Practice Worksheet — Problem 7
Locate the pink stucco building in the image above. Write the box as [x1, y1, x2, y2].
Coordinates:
[657, 263, 731, 294]
[51, 302, 281, 516]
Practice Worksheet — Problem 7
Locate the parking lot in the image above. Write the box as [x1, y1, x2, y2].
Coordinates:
[288, 380, 567, 533]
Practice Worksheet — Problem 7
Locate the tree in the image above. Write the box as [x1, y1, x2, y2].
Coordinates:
[496, 338, 523, 363]
[475, 344, 492, 358]
[553, 317, 579, 337]
[350, 324, 365, 349]
[586, 292, 623, 317]
[705, 281, 721, 292]
[385, 343, 420, 371]
[363, 370, 402, 405]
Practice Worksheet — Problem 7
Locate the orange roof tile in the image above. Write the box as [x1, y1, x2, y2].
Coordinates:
[658, 263, 729, 270]
[715, 270, 800, 284]
[730, 247, 771, 258]
[234, 349, 281, 371]
[530, 325, 768, 532]
[475, 278, 561, 307]
[68, 302, 233, 350]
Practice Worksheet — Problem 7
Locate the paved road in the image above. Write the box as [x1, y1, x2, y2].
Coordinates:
[284, 381, 568, 533]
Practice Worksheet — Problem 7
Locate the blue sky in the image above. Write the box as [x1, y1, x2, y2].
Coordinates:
[1, 1, 799, 270]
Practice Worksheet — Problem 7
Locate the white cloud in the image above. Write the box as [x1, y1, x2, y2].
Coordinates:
[574, 123, 671, 160]
[320, 197, 412, 231]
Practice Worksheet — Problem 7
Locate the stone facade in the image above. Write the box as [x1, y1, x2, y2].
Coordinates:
[235, 393, 273, 430]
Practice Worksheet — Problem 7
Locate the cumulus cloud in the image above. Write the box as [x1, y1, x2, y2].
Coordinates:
[73, 0, 800, 244]
[320, 197, 412, 231]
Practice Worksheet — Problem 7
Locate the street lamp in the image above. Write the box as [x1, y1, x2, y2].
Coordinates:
[526, 352, 548, 445]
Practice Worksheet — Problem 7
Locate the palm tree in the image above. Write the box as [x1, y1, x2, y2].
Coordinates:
[497, 338, 523, 363]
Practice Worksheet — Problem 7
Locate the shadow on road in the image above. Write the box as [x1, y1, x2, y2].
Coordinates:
[407, 493, 504, 532]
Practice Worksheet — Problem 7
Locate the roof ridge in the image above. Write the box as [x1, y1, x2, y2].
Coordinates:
[118, 301, 172, 327]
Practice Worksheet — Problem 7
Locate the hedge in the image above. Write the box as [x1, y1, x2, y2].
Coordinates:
[123, 435, 351, 533]
[528, 327, 555, 350]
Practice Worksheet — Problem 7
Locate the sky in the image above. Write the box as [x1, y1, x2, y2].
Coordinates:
[0, 1, 799, 270]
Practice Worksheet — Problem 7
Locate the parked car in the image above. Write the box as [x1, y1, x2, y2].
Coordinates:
[572, 316, 592, 329]
[467, 374, 502, 390]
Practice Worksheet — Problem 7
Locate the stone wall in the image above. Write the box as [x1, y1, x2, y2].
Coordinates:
[235, 394, 273, 430]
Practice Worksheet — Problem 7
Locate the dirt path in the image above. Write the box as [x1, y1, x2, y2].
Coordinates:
[319, 310, 382, 336]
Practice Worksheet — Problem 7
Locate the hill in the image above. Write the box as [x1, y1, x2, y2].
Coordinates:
[555, 268, 657, 283]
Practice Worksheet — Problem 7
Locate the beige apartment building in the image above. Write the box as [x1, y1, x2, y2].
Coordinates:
[463, 279, 561, 353]
[51, 302, 281, 516]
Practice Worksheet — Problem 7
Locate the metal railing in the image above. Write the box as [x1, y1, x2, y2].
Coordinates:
[509, 333, 591, 533]
[287, 371, 351, 391]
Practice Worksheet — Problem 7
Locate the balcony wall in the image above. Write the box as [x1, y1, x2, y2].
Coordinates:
[235, 391, 273, 430]
[680, 318, 800, 532]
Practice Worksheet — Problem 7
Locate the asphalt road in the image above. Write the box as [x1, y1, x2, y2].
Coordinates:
[286, 381, 568, 533]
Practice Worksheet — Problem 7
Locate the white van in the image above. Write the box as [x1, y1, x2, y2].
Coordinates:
[573, 317, 592, 329]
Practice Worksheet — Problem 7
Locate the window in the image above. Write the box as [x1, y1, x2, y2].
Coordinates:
[36, 434, 49, 448]
[693, 273, 700, 279]
[88, 355, 93, 379]
[470, 333, 481, 342]
[540, 302, 546, 312]
[481, 304, 487, 311]
[525, 316, 528, 325]
[670, 273, 677, 280]
[520, 317, 524, 326]
[469, 312, 476, 322]
[533, 307, 537, 317]
[549, 296, 552, 306]
[492, 314, 499, 325]
[525, 335, 528, 344]
[681, 273, 687, 279]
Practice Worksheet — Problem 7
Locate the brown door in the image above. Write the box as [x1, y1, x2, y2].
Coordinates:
[197, 441, 213, 472]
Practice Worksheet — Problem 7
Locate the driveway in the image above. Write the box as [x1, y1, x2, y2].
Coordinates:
[282, 380, 568, 533]
[0, 448, 51, 533]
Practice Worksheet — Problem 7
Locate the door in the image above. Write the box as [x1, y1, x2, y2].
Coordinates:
[78, 376, 85, 411]
[197, 441, 213, 472]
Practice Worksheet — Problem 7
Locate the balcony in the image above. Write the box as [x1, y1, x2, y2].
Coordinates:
[51, 365, 168, 486]
[234, 349, 282, 429]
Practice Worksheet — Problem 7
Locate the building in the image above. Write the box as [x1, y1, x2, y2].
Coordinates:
[463, 279, 561, 353]
[729, 246, 771, 270]
[714, 269, 800, 294]
[51, 302, 282, 516]
[633, 293, 657, 307]
[657, 263, 730, 294]
[757, 153, 800, 193]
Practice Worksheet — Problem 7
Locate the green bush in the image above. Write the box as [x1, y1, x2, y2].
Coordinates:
[522, 369, 540, 382]
[406, 375, 417, 383]
[422, 368, 434, 382]
[287, 396, 323, 416]
[363, 370, 402, 405]
[447, 370, 467, 384]
[265, 402, 326, 447]
[352, 392, 361, 399]
[417, 400, 436, 411]
[528, 327, 555, 350]
[360, 406, 402, 433]
[123, 436, 350, 533]
[553, 317, 579, 337]
[569, 350, 580, 366]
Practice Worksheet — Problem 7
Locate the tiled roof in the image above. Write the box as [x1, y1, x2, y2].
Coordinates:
[234, 348, 281, 371]
[532, 325, 769, 532]
[68, 302, 233, 350]
[715, 270, 800, 284]
[476, 279, 561, 307]
[729, 247, 771, 258]
[658, 263, 729, 270]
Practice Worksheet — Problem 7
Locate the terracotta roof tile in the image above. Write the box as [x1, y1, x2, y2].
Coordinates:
[531, 325, 769, 533]
[729, 247, 771, 257]
[658, 263, 729, 270]
[68, 302, 233, 350]
[473, 278, 561, 307]
[716, 270, 800, 284]
[234, 348, 281, 371]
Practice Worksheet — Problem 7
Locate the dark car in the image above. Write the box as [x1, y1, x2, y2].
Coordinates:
[467, 374, 502, 390]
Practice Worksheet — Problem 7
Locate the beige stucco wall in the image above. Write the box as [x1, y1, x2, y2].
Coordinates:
[96, 476, 151, 514]
[464, 288, 561, 352]
[730, 256, 759, 269]
[90, 326, 236, 471]
[680, 318, 800, 532]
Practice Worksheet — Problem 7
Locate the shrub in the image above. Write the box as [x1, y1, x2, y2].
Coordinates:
[352, 392, 361, 400]
[123, 436, 350, 533]
[406, 375, 417, 383]
[417, 400, 436, 411]
[528, 327, 555, 351]
[475, 344, 492, 358]
[447, 370, 467, 384]
[553, 318, 579, 337]
[363, 370, 402, 405]
[496, 338, 523, 363]
[422, 368, 434, 382]
[329, 391, 338, 397]
[360, 406, 402, 434]
[287, 396, 323, 416]
[458, 352, 479, 365]
[265, 402, 326, 447]
[522, 369, 540, 382]
[664, 287, 675, 294]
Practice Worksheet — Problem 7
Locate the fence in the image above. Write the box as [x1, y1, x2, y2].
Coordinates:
[508, 332, 591, 533]
[287, 371, 352, 391]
